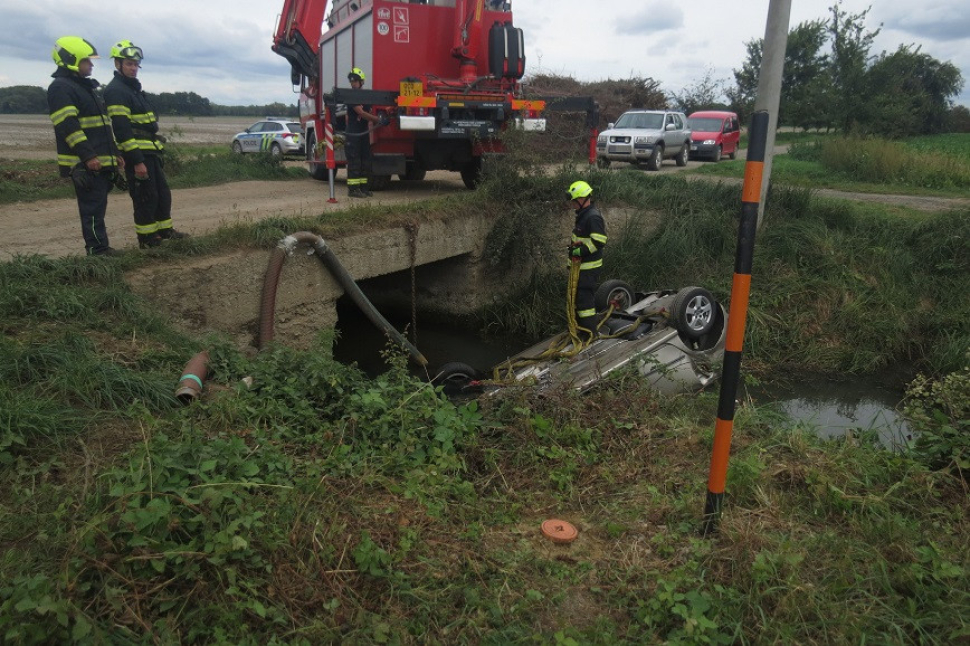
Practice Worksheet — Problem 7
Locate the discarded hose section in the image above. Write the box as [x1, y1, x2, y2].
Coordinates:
[258, 231, 428, 367]
[175, 350, 210, 404]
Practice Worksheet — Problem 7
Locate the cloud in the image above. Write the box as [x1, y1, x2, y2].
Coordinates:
[614, 2, 684, 37]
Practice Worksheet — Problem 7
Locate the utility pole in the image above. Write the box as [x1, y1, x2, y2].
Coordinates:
[701, 0, 791, 535]
[753, 0, 791, 230]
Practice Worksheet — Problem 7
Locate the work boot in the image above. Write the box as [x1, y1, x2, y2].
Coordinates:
[158, 228, 190, 240]
[91, 246, 122, 257]
[361, 186, 374, 197]
[138, 234, 163, 249]
[348, 187, 368, 198]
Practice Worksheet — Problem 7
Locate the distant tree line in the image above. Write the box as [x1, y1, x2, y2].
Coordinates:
[0, 85, 297, 118]
[717, 2, 964, 136]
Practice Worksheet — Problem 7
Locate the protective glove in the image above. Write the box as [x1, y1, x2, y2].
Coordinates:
[70, 164, 93, 191]
[378, 114, 390, 127]
[110, 171, 128, 192]
[570, 246, 583, 262]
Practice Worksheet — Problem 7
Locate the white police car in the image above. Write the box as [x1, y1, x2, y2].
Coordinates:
[231, 118, 304, 156]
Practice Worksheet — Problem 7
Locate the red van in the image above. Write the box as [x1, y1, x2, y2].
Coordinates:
[687, 111, 741, 162]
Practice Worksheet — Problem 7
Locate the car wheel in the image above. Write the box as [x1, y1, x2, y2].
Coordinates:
[594, 279, 635, 312]
[306, 132, 328, 181]
[728, 146, 737, 160]
[270, 142, 283, 157]
[460, 158, 483, 189]
[431, 361, 480, 396]
[711, 146, 722, 163]
[671, 286, 717, 340]
[596, 157, 611, 169]
[646, 145, 663, 171]
[231, 141, 243, 154]
[675, 143, 689, 167]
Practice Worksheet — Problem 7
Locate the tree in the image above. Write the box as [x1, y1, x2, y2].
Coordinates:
[827, 0, 880, 132]
[780, 20, 832, 131]
[865, 45, 964, 137]
[671, 67, 728, 115]
[0, 85, 47, 114]
[729, 20, 831, 130]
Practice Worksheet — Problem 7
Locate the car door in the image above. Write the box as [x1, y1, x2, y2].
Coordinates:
[242, 122, 264, 153]
[722, 116, 740, 155]
[260, 122, 284, 152]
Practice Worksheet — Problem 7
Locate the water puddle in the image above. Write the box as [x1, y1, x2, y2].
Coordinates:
[746, 374, 914, 449]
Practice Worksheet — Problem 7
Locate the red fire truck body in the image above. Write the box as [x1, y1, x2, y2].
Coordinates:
[273, 0, 546, 189]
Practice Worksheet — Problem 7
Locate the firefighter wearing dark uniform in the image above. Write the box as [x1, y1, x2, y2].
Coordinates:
[104, 40, 187, 248]
[567, 180, 608, 338]
[345, 67, 384, 198]
[47, 36, 123, 256]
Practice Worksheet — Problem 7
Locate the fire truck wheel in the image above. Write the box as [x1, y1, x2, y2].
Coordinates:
[461, 159, 482, 189]
[305, 132, 328, 181]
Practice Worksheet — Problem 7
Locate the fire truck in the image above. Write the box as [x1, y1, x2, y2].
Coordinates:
[272, 0, 555, 190]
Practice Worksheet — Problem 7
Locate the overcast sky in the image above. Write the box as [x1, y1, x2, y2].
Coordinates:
[2, 0, 967, 107]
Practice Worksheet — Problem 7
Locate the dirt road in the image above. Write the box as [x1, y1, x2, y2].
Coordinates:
[2, 115, 966, 260]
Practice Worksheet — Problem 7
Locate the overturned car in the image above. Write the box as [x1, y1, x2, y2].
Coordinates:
[432, 283, 727, 397]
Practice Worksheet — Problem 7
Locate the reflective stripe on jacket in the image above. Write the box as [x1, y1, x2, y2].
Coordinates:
[104, 71, 164, 166]
[47, 69, 118, 176]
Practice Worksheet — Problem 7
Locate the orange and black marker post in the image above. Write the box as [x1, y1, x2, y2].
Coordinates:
[702, 110, 770, 535]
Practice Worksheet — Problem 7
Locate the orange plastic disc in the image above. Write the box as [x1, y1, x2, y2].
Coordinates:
[541, 519, 578, 544]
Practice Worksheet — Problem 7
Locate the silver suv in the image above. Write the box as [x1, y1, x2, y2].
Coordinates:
[596, 110, 692, 171]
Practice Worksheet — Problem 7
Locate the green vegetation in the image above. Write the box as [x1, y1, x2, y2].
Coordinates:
[694, 133, 970, 197]
[0, 150, 304, 206]
[2, 141, 968, 643]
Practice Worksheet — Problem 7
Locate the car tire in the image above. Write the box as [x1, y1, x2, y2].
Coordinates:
[675, 143, 689, 167]
[594, 279, 635, 312]
[672, 286, 717, 340]
[231, 141, 243, 154]
[647, 145, 664, 171]
[596, 157, 611, 169]
[711, 146, 722, 163]
[270, 142, 283, 157]
[728, 147, 737, 160]
[431, 361, 480, 396]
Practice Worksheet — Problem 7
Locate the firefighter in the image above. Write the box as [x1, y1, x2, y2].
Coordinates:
[345, 67, 384, 198]
[567, 180, 608, 339]
[104, 40, 188, 248]
[47, 36, 124, 256]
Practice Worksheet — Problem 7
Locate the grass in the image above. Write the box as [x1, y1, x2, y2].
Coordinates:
[692, 132, 970, 198]
[1, 142, 969, 643]
[0, 149, 305, 206]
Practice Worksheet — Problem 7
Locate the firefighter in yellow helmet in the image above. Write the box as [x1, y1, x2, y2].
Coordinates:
[345, 67, 385, 197]
[567, 180, 608, 339]
[47, 36, 125, 256]
[104, 40, 189, 249]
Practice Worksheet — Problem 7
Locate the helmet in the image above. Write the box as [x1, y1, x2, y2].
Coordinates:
[52, 36, 99, 73]
[567, 180, 593, 200]
[348, 67, 366, 82]
[110, 40, 144, 61]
